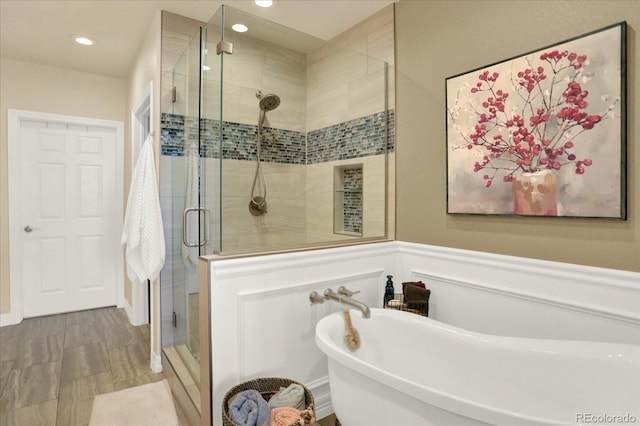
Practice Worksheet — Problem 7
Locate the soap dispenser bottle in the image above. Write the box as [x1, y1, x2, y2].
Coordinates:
[383, 275, 394, 307]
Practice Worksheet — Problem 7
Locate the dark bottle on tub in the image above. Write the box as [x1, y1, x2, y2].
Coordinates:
[383, 275, 394, 307]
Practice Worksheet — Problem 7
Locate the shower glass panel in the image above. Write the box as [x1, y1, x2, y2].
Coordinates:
[164, 24, 220, 391]
[204, 5, 388, 255]
[169, 31, 199, 385]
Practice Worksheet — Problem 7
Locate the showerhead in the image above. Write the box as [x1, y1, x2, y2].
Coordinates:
[256, 91, 280, 112]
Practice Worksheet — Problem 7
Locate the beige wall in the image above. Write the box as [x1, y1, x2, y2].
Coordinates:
[0, 57, 127, 315]
[395, 0, 639, 272]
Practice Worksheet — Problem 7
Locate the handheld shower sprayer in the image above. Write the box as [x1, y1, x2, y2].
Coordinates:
[249, 90, 281, 216]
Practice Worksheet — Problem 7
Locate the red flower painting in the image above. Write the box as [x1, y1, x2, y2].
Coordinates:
[446, 23, 625, 218]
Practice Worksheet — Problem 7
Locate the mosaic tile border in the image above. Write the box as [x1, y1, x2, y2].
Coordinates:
[307, 111, 391, 164]
[342, 166, 363, 234]
[160, 109, 395, 164]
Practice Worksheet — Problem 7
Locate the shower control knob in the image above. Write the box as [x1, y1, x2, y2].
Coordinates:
[24, 225, 33, 233]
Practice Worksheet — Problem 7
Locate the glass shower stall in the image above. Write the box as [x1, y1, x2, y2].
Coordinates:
[160, 3, 390, 418]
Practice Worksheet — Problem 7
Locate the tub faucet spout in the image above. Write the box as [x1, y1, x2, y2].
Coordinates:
[323, 289, 371, 319]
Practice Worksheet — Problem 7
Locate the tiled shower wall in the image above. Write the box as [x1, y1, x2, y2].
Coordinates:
[305, 6, 394, 132]
[160, 109, 394, 246]
[160, 5, 396, 258]
[210, 30, 307, 132]
[305, 5, 395, 241]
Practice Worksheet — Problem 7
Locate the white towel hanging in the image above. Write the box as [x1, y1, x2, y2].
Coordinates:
[121, 133, 166, 283]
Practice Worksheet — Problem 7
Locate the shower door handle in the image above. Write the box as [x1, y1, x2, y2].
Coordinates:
[182, 208, 210, 248]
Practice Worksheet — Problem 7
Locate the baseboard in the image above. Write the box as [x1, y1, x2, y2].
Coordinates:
[150, 351, 163, 373]
[0, 311, 21, 327]
[307, 376, 333, 421]
[123, 288, 149, 327]
[123, 299, 134, 324]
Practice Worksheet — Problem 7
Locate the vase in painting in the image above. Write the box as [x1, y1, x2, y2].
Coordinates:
[512, 169, 558, 216]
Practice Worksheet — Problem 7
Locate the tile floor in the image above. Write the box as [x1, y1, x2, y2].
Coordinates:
[318, 413, 338, 426]
[0, 307, 164, 426]
[1, 306, 338, 426]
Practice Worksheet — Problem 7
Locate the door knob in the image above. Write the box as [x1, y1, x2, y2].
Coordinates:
[24, 225, 33, 233]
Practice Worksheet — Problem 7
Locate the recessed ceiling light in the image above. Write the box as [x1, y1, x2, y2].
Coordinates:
[232, 23, 248, 33]
[72, 35, 96, 46]
[255, 0, 274, 7]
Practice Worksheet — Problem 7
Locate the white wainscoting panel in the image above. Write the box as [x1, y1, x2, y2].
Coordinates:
[206, 241, 639, 424]
[395, 242, 640, 344]
[208, 241, 396, 424]
[237, 270, 383, 380]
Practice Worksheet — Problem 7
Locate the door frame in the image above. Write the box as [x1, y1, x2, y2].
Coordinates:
[6, 109, 124, 325]
[127, 82, 153, 326]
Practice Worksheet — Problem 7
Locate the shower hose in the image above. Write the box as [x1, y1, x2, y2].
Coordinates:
[250, 109, 268, 213]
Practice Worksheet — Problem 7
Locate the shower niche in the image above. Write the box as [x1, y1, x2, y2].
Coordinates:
[334, 164, 363, 237]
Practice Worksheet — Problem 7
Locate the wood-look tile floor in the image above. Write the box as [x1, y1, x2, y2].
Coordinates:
[0, 307, 164, 426]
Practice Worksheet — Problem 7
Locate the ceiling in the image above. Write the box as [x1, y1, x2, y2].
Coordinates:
[0, 0, 395, 79]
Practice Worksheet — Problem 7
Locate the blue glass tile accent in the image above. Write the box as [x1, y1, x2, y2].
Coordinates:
[387, 109, 395, 153]
[306, 111, 392, 164]
[257, 127, 306, 164]
[161, 113, 186, 156]
[199, 118, 220, 159]
[218, 122, 306, 164]
[342, 167, 363, 234]
[160, 109, 395, 163]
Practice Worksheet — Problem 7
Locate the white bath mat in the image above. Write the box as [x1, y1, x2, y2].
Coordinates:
[89, 379, 179, 426]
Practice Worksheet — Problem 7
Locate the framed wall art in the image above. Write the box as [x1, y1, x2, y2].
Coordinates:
[446, 22, 626, 219]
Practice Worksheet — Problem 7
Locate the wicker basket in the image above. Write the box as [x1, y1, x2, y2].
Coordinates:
[385, 301, 429, 316]
[222, 377, 315, 426]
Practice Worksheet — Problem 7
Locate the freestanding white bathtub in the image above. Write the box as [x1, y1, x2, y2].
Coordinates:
[315, 308, 640, 426]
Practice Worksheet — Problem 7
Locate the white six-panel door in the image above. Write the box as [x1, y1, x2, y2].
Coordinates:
[9, 111, 123, 319]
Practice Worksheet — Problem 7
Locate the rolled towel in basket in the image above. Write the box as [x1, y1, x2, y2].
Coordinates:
[403, 282, 431, 315]
[402, 281, 426, 295]
[229, 389, 271, 426]
[267, 384, 306, 410]
[403, 282, 430, 302]
[270, 407, 300, 426]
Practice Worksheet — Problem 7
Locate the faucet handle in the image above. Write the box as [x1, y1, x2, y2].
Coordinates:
[309, 291, 325, 306]
[337, 286, 359, 297]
